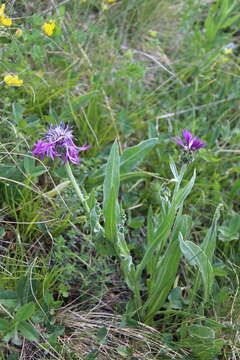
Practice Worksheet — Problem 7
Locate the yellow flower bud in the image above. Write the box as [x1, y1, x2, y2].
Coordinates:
[0, 4, 5, 16]
[148, 30, 158, 38]
[224, 48, 233, 55]
[42, 22, 56, 36]
[4, 74, 23, 87]
[102, 3, 109, 10]
[219, 55, 230, 64]
[15, 28, 23, 38]
[0, 15, 12, 26]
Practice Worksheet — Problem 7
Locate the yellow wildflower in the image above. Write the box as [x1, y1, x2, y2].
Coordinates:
[0, 15, 12, 26]
[42, 22, 56, 36]
[4, 74, 23, 87]
[102, 3, 109, 10]
[148, 30, 158, 38]
[224, 48, 233, 55]
[0, 4, 5, 16]
[106, 0, 117, 2]
[15, 28, 23, 38]
[219, 55, 230, 64]
[0, 4, 12, 26]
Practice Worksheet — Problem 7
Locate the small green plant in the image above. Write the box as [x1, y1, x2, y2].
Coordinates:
[100, 135, 221, 324]
[180, 323, 225, 360]
[203, 0, 239, 49]
[0, 266, 64, 357]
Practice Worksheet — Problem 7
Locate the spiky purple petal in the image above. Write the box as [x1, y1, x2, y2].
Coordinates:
[182, 130, 192, 144]
[32, 123, 90, 164]
[174, 129, 205, 152]
[79, 144, 91, 151]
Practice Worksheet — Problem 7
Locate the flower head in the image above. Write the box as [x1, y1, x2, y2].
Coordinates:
[32, 122, 90, 164]
[42, 21, 56, 36]
[4, 74, 23, 87]
[0, 4, 5, 16]
[148, 30, 158, 38]
[224, 48, 233, 55]
[0, 4, 12, 26]
[15, 28, 23, 38]
[101, 3, 109, 10]
[223, 42, 237, 56]
[175, 130, 205, 152]
[0, 15, 12, 26]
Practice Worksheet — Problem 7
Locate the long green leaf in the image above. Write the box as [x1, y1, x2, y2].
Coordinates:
[144, 214, 192, 323]
[147, 206, 154, 245]
[104, 188, 120, 242]
[120, 138, 159, 173]
[87, 139, 159, 187]
[88, 171, 155, 187]
[117, 233, 135, 290]
[120, 171, 155, 183]
[136, 170, 196, 279]
[222, 13, 240, 29]
[201, 204, 223, 262]
[103, 140, 120, 242]
[179, 233, 213, 300]
[172, 169, 196, 207]
[144, 238, 181, 324]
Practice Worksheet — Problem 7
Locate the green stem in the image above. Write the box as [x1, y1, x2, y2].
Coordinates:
[65, 161, 90, 213]
[188, 271, 201, 312]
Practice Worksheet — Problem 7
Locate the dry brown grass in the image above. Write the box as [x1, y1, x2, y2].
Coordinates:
[57, 309, 187, 359]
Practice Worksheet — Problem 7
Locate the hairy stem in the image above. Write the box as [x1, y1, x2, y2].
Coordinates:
[65, 161, 90, 213]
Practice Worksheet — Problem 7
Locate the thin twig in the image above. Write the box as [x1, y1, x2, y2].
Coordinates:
[157, 97, 239, 119]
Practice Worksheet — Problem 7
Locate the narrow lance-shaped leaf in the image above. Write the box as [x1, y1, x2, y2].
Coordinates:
[179, 233, 214, 300]
[103, 140, 120, 243]
[120, 138, 159, 174]
[147, 206, 154, 245]
[136, 170, 196, 279]
[201, 204, 223, 262]
[120, 171, 155, 184]
[146, 206, 154, 275]
[144, 214, 192, 323]
[87, 138, 159, 187]
[45, 181, 71, 198]
[169, 159, 179, 182]
[172, 169, 196, 207]
[117, 232, 137, 293]
[170, 159, 187, 194]
[222, 13, 240, 29]
[87, 171, 155, 187]
[143, 239, 181, 324]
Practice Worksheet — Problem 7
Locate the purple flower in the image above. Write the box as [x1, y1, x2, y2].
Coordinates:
[32, 122, 90, 164]
[175, 130, 205, 151]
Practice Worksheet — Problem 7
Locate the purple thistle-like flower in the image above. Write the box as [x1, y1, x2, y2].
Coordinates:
[175, 129, 205, 151]
[32, 122, 90, 164]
